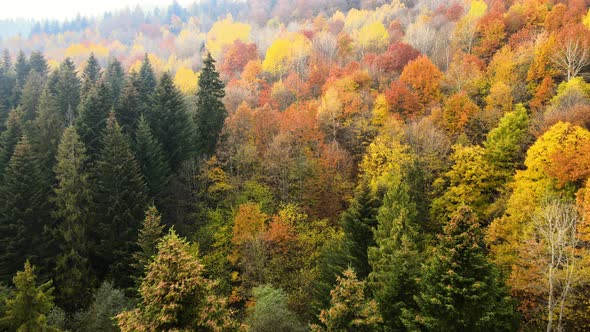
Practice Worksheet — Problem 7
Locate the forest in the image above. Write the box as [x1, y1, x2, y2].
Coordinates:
[0, 0, 590, 330]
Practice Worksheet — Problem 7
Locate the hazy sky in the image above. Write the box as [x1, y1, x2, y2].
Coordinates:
[0, 0, 196, 21]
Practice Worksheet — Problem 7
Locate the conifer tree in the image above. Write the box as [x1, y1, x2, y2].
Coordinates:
[76, 81, 112, 159]
[117, 230, 237, 331]
[341, 183, 381, 279]
[31, 89, 65, 183]
[105, 57, 125, 104]
[405, 206, 518, 331]
[134, 116, 170, 200]
[51, 126, 94, 312]
[0, 136, 46, 282]
[54, 58, 81, 121]
[0, 108, 24, 173]
[132, 205, 164, 281]
[81, 53, 102, 98]
[0, 50, 15, 130]
[94, 113, 148, 289]
[150, 72, 192, 172]
[115, 78, 142, 135]
[0, 261, 58, 332]
[12, 50, 29, 102]
[28, 51, 48, 77]
[368, 173, 422, 330]
[312, 267, 382, 332]
[246, 285, 304, 332]
[138, 54, 156, 100]
[20, 71, 44, 122]
[194, 52, 226, 157]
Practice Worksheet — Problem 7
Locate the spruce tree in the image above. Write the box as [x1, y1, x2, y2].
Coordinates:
[105, 57, 125, 104]
[0, 108, 24, 173]
[51, 126, 94, 312]
[76, 81, 112, 159]
[134, 115, 170, 200]
[132, 205, 164, 282]
[194, 52, 226, 157]
[0, 136, 46, 282]
[341, 183, 381, 279]
[115, 78, 142, 135]
[12, 50, 29, 102]
[94, 113, 148, 289]
[0, 261, 58, 332]
[138, 54, 156, 101]
[20, 71, 45, 122]
[0, 50, 15, 130]
[54, 58, 81, 121]
[117, 230, 237, 331]
[28, 51, 48, 77]
[405, 206, 519, 331]
[150, 72, 192, 172]
[81, 53, 102, 98]
[368, 173, 422, 331]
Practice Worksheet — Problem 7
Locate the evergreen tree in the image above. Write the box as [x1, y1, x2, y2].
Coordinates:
[94, 113, 148, 289]
[368, 173, 422, 331]
[132, 205, 164, 282]
[0, 136, 46, 283]
[117, 230, 238, 331]
[20, 71, 44, 122]
[105, 57, 125, 104]
[81, 53, 102, 98]
[12, 50, 29, 102]
[51, 126, 94, 312]
[54, 58, 81, 121]
[31, 89, 65, 184]
[312, 268, 382, 332]
[194, 52, 226, 157]
[341, 183, 381, 279]
[0, 261, 58, 332]
[138, 54, 156, 101]
[133, 115, 170, 200]
[115, 78, 142, 134]
[405, 206, 519, 331]
[150, 72, 192, 172]
[0, 50, 15, 130]
[28, 51, 48, 77]
[76, 81, 112, 159]
[0, 108, 24, 173]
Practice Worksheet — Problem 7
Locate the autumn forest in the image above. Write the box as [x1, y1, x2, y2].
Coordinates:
[0, 0, 589, 330]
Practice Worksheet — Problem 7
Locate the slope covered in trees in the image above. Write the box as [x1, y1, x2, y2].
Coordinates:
[1, 0, 590, 330]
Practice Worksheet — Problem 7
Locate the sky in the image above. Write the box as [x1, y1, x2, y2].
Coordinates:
[0, 0, 196, 21]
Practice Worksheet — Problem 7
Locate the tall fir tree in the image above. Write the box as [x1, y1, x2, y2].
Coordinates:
[20, 71, 45, 122]
[0, 136, 47, 283]
[105, 57, 125, 104]
[76, 80, 112, 159]
[81, 53, 102, 98]
[12, 50, 29, 104]
[132, 205, 165, 283]
[51, 126, 94, 312]
[404, 205, 519, 331]
[93, 113, 148, 289]
[134, 115, 170, 200]
[0, 108, 24, 174]
[149, 72, 192, 172]
[0, 50, 15, 130]
[368, 173, 422, 331]
[341, 183, 382, 279]
[54, 58, 81, 121]
[28, 51, 49, 77]
[138, 54, 156, 101]
[0, 261, 58, 332]
[194, 52, 226, 157]
[115, 77, 143, 135]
